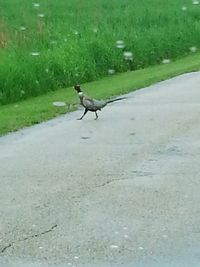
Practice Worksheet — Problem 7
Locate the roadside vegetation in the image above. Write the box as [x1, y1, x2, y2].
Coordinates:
[1, 52, 200, 136]
[1, 0, 200, 105]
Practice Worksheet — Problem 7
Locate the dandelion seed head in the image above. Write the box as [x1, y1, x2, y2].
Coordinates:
[193, 0, 199, 5]
[181, 6, 187, 11]
[19, 26, 26, 31]
[50, 40, 57, 45]
[117, 43, 125, 48]
[30, 52, 40, 56]
[116, 40, 125, 49]
[123, 51, 133, 61]
[108, 69, 115, 75]
[190, 46, 197, 52]
[162, 59, 171, 64]
[38, 13, 45, 18]
[33, 3, 40, 8]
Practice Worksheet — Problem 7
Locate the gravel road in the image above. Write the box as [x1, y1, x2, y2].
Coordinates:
[0, 72, 200, 267]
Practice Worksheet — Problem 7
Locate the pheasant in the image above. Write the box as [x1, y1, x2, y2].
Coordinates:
[74, 84, 126, 120]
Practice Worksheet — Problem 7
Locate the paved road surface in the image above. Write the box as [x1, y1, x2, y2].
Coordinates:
[1, 72, 200, 267]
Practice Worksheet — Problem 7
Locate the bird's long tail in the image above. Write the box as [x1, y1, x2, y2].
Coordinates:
[106, 96, 127, 104]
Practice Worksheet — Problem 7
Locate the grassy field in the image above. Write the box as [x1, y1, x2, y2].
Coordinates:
[1, 0, 200, 105]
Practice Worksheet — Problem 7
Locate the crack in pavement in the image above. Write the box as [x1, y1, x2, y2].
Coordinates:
[1, 224, 57, 254]
[96, 177, 134, 187]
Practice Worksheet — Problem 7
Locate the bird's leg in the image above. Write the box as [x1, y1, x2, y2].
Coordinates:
[77, 108, 88, 120]
[94, 111, 98, 120]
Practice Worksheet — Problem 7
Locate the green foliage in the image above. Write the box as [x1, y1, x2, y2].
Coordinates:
[0, 0, 200, 104]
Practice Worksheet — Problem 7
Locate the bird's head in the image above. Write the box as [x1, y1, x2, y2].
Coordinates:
[74, 84, 81, 92]
[74, 84, 84, 96]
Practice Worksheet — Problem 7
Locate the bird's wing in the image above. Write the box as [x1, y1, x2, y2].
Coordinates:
[81, 95, 107, 110]
[82, 96, 97, 109]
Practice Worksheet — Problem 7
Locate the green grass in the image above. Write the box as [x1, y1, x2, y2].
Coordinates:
[1, 52, 200, 136]
[1, 0, 200, 104]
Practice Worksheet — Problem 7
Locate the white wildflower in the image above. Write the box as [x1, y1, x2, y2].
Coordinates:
[30, 52, 40, 56]
[108, 69, 115, 75]
[33, 3, 40, 8]
[38, 13, 45, 18]
[19, 26, 26, 31]
[116, 40, 125, 49]
[162, 59, 171, 64]
[123, 51, 133, 61]
[181, 6, 187, 11]
[190, 46, 197, 52]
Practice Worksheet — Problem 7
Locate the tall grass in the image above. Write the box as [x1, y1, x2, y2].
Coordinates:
[0, 0, 200, 104]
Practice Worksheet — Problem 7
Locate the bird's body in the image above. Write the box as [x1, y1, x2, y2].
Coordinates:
[74, 85, 125, 120]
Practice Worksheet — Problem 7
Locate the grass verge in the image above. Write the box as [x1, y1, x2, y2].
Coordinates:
[1, 52, 200, 137]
